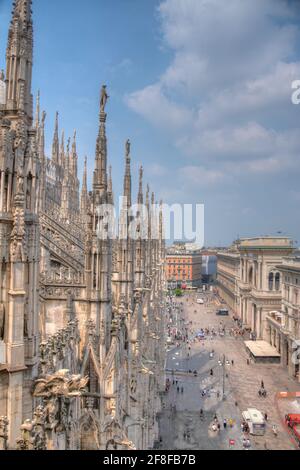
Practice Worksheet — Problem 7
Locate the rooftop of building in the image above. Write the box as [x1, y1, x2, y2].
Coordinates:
[238, 236, 293, 249]
[166, 242, 202, 255]
[277, 256, 300, 273]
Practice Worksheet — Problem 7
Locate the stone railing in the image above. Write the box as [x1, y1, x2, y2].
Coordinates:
[40, 285, 84, 300]
[43, 205, 84, 242]
[40, 268, 84, 286]
[40, 223, 84, 267]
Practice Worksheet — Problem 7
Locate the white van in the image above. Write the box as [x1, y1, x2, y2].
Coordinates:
[242, 408, 266, 436]
[197, 298, 204, 304]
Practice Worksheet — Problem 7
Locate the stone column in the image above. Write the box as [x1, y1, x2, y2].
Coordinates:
[251, 303, 255, 332]
[256, 307, 261, 339]
[258, 260, 263, 290]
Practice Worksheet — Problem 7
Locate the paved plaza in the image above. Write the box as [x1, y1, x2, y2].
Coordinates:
[158, 292, 300, 450]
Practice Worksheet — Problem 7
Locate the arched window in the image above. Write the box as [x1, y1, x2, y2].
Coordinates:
[268, 272, 274, 291]
[275, 272, 280, 291]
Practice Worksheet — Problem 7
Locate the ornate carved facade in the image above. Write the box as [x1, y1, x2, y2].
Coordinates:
[0, 1, 166, 450]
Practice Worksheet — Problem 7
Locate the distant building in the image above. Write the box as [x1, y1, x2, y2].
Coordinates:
[165, 243, 202, 288]
[201, 254, 217, 284]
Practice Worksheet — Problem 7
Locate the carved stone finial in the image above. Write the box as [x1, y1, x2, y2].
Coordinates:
[125, 139, 131, 158]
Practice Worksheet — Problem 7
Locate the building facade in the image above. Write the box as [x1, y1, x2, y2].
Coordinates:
[165, 244, 202, 289]
[0, 1, 166, 451]
[201, 252, 217, 285]
[266, 258, 300, 382]
[217, 237, 299, 379]
[216, 250, 240, 312]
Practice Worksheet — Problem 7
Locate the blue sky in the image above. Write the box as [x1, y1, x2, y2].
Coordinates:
[1, 0, 300, 246]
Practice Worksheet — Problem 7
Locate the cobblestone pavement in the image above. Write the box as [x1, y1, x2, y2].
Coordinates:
[158, 292, 300, 451]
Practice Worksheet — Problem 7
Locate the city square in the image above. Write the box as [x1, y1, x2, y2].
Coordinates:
[158, 290, 300, 450]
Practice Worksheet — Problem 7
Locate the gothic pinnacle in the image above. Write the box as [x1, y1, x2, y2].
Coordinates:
[138, 166, 144, 205]
[6, 0, 33, 119]
[52, 111, 59, 164]
[35, 90, 40, 129]
[13, 0, 32, 22]
[65, 137, 71, 172]
[83, 156, 87, 191]
[60, 130, 65, 166]
[108, 165, 114, 205]
[123, 139, 132, 208]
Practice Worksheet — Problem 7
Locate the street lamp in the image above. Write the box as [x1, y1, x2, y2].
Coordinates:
[218, 355, 227, 400]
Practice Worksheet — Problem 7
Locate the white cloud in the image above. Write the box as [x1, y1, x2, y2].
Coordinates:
[181, 165, 226, 185]
[127, 0, 300, 182]
[146, 163, 168, 177]
[126, 83, 192, 131]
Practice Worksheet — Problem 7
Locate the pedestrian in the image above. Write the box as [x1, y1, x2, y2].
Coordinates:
[223, 419, 227, 429]
[217, 422, 221, 431]
[177, 386, 179, 393]
[210, 369, 214, 376]
[181, 386, 184, 394]
[264, 412, 268, 421]
[261, 380, 265, 389]
[231, 360, 234, 366]
[247, 359, 250, 365]
[211, 423, 217, 432]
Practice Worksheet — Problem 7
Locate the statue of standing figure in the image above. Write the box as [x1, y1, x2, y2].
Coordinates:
[100, 85, 109, 113]
[126, 139, 131, 157]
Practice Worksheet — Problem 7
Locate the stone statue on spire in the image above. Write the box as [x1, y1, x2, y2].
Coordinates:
[126, 139, 131, 157]
[100, 85, 109, 113]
